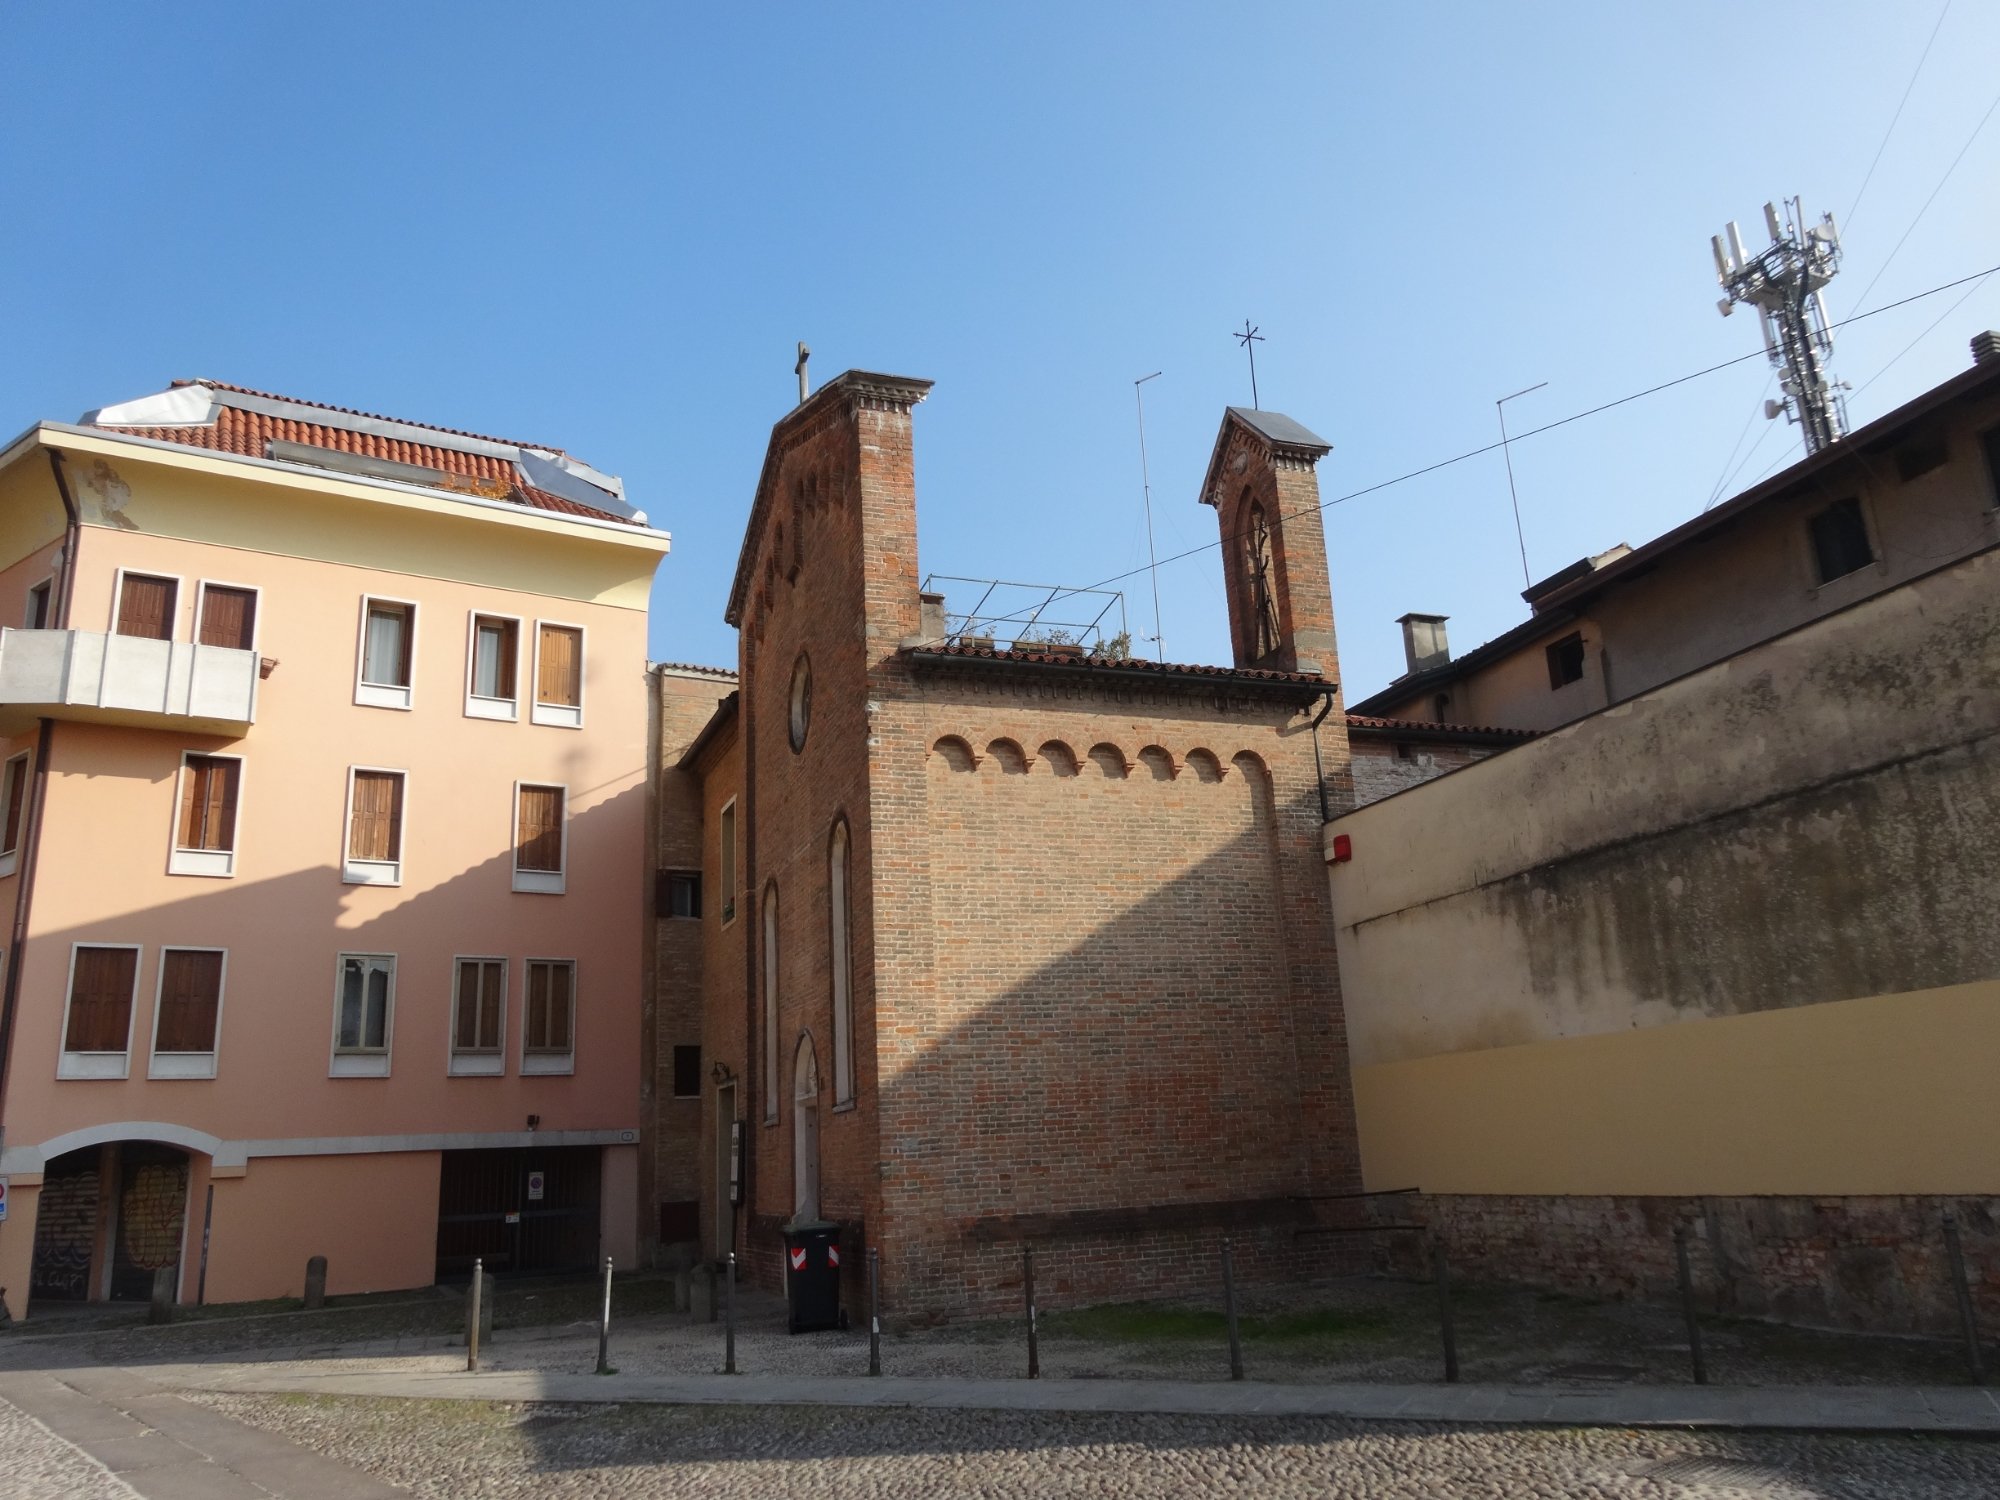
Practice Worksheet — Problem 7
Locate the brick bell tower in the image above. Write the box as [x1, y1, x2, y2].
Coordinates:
[1199, 407, 1338, 675]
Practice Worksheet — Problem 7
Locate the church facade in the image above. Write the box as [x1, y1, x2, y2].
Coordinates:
[649, 371, 1365, 1318]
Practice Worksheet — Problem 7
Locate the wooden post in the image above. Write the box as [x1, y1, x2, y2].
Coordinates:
[1431, 1233, 1458, 1383]
[466, 1258, 483, 1372]
[1944, 1209, 1986, 1384]
[1674, 1225, 1708, 1385]
[303, 1255, 328, 1311]
[1024, 1244, 1040, 1379]
[1221, 1237, 1244, 1381]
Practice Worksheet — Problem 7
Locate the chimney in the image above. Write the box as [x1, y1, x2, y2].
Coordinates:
[1973, 331, 2000, 367]
[918, 591, 947, 645]
[1397, 613, 1450, 675]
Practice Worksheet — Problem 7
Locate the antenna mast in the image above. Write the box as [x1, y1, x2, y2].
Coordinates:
[1712, 197, 1848, 456]
[1134, 371, 1165, 662]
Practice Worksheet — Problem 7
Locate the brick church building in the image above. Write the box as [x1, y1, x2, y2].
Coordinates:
[648, 370, 1364, 1319]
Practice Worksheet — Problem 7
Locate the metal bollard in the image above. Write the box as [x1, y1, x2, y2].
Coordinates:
[466, 1257, 483, 1372]
[596, 1255, 614, 1375]
[1024, 1244, 1040, 1379]
[868, 1246, 882, 1377]
[1431, 1233, 1459, 1383]
[724, 1251, 737, 1375]
[1944, 1209, 1986, 1384]
[303, 1255, 328, 1312]
[1221, 1237, 1244, 1381]
[1674, 1225, 1708, 1385]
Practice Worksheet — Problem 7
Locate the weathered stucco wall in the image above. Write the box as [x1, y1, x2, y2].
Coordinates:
[1329, 544, 2000, 1196]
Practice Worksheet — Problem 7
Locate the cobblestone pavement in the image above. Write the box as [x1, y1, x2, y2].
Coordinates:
[195, 1395, 2000, 1499]
[0, 1394, 139, 1500]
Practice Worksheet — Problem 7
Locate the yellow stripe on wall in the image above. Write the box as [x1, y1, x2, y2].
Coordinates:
[1354, 978, 2000, 1197]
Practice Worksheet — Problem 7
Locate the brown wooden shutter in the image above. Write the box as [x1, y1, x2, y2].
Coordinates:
[2, 755, 27, 854]
[454, 959, 481, 1050]
[547, 962, 572, 1050]
[516, 785, 563, 871]
[526, 961, 548, 1048]
[64, 946, 137, 1052]
[115, 575, 176, 640]
[538, 625, 581, 706]
[197, 586, 256, 649]
[178, 760, 201, 848]
[155, 950, 222, 1053]
[180, 757, 239, 851]
[350, 772, 403, 861]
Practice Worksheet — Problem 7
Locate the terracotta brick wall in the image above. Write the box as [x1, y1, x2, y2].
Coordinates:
[1379, 1192, 2000, 1337]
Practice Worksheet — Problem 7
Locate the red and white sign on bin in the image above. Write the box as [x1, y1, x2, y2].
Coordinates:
[827, 1244, 840, 1267]
[0, 1178, 8, 1222]
[789, 1247, 806, 1270]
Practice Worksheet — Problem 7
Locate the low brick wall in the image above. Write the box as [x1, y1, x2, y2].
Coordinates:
[1376, 1193, 2000, 1337]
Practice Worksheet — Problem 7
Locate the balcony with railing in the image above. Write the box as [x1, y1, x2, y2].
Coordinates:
[0, 628, 259, 735]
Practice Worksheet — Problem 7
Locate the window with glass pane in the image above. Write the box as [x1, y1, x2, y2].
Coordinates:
[472, 616, 518, 700]
[524, 960, 574, 1055]
[361, 601, 413, 687]
[0, 753, 28, 856]
[453, 959, 505, 1055]
[336, 955, 392, 1052]
[156, 949, 223, 1054]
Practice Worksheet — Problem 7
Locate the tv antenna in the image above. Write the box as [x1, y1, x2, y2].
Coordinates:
[1134, 371, 1165, 662]
[1712, 198, 1849, 456]
[1233, 320, 1264, 408]
[1496, 382, 1547, 590]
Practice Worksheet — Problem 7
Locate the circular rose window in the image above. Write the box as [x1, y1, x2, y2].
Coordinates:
[788, 652, 812, 752]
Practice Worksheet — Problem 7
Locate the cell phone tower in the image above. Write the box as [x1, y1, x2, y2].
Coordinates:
[1712, 197, 1850, 457]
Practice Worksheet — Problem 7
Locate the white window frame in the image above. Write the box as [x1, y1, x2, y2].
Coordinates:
[521, 956, 577, 1075]
[464, 610, 523, 722]
[511, 780, 568, 895]
[354, 594, 419, 710]
[448, 954, 509, 1077]
[330, 952, 395, 1077]
[147, 945, 226, 1080]
[530, 619, 587, 729]
[0, 748, 30, 880]
[109, 567, 185, 640]
[192, 578, 263, 653]
[23, 576, 53, 629]
[57, 941, 141, 1080]
[167, 750, 243, 879]
[342, 765, 407, 886]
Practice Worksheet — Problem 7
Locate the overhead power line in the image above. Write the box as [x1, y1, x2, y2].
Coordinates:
[1028, 263, 2000, 612]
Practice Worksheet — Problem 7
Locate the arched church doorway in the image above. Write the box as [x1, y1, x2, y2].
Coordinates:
[793, 1032, 821, 1224]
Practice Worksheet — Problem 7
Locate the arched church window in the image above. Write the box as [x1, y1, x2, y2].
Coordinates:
[1244, 497, 1281, 660]
[788, 653, 812, 752]
[829, 820, 853, 1105]
[762, 883, 780, 1123]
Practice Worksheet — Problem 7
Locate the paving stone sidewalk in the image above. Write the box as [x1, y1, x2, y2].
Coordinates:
[154, 1360, 2000, 1435]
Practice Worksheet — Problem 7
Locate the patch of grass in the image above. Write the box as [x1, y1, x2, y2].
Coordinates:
[1041, 1300, 1394, 1345]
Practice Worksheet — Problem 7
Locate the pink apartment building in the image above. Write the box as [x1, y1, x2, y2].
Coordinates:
[0, 382, 669, 1317]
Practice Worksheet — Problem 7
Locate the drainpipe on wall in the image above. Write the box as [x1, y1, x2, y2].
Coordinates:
[0, 448, 79, 1150]
[739, 655, 759, 1255]
[1308, 685, 1339, 824]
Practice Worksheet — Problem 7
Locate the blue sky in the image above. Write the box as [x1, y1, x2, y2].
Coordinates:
[2, 3, 1994, 696]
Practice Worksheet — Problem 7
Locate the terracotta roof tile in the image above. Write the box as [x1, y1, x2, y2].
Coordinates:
[1344, 712, 1537, 739]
